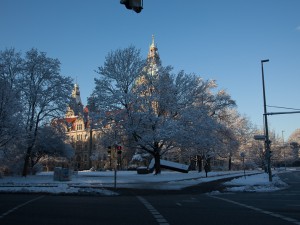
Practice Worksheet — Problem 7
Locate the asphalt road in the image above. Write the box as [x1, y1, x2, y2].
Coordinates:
[0, 171, 299, 225]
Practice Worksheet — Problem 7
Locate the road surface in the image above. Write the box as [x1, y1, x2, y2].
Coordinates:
[0, 171, 299, 225]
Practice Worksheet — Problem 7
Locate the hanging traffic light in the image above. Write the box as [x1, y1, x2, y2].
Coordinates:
[120, 0, 143, 13]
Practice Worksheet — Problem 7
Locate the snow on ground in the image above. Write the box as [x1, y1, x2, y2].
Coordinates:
[0, 169, 292, 195]
[223, 172, 289, 192]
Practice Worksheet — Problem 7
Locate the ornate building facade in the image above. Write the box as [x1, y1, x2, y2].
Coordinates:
[63, 84, 111, 170]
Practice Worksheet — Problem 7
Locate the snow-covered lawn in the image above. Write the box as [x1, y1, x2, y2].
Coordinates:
[0, 169, 291, 196]
[223, 172, 289, 192]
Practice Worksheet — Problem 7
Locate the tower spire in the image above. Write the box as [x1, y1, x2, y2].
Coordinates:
[147, 34, 160, 65]
[151, 34, 155, 47]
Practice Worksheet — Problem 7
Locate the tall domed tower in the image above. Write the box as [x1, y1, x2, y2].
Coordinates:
[136, 35, 161, 86]
[69, 83, 84, 117]
[146, 35, 161, 76]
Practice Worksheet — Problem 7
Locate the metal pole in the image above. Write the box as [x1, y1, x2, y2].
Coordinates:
[89, 127, 92, 169]
[282, 130, 286, 170]
[243, 156, 246, 179]
[261, 59, 272, 182]
[114, 167, 117, 189]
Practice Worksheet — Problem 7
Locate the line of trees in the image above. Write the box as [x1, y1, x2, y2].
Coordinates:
[0, 48, 74, 176]
[1, 46, 298, 176]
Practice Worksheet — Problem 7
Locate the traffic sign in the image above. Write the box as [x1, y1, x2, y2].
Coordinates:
[254, 135, 265, 140]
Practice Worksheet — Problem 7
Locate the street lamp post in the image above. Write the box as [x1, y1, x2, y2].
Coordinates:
[261, 59, 272, 182]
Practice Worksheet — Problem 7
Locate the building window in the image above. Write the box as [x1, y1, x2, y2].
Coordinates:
[77, 124, 83, 130]
[77, 134, 83, 141]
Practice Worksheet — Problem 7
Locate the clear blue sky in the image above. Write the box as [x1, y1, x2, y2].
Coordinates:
[1, 0, 300, 139]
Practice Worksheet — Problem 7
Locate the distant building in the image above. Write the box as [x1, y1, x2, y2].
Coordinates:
[57, 82, 114, 171]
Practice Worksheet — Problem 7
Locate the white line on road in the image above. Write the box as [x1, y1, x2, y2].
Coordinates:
[0, 195, 44, 219]
[137, 196, 170, 225]
[209, 195, 300, 225]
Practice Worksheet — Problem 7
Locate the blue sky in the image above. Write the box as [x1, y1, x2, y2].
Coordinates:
[1, 0, 300, 139]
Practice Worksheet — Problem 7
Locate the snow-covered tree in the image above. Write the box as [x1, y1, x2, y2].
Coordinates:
[89, 46, 146, 169]
[248, 129, 289, 170]
[215, 109, 256, 170]
[177, 106, 224, 172]
[30, 126, 74, 169]
[91, 46, 236, 174]
[288, 129, 300, 143]
[21, 49, 73, 176]
[287, 129, 300, 163]
[0, 49, 25, 174]
[127, 67, 182, 174]
[170, 73, 236, 172]
[0, 49, 23, 149]
[91, 45, 146, 112]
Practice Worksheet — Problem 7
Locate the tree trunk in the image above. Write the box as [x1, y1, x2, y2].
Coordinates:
[197, 155, 202, 172]
[228, 156, 232, 171]
[206, 157, 211, 171]
[154, 151, 161, 175]
[204, 162, 209, 177]
[22, 147, 31, 177]
[189, 157, 195, 170]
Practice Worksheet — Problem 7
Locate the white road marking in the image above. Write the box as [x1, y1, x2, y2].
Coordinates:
[209, 195, 300, 225]
[137, 196, 170, 225]
[0, 195, 44, 219]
